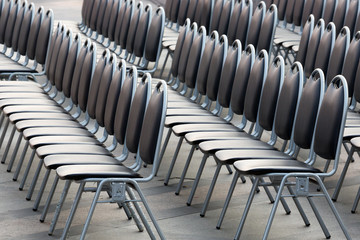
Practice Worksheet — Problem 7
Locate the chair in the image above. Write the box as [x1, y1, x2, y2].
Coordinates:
[344, 0, 360, 38]
[105, 0, 121, 46]
[332, 0, 349, 35]
[247, 1, 266, 52]
[234, 0, 252, 47]
[227, 0, 243, 44]
[217, 0, 233, 36]
[209, 0, 224, 33]
[256, 4, 277, 54]
[323, 0, 337, 26]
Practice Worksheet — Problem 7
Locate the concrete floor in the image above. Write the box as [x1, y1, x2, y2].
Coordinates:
[0, 0, 360, 239]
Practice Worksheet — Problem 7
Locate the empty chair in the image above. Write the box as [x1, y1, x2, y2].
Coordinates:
[234, 0, 252, 47]
[293, 14, 315, 66]
[247, 1, 266, 51]
[217, 0, 233, 36]
[332, 0, 349, 35]
[256, 4, 277, 54]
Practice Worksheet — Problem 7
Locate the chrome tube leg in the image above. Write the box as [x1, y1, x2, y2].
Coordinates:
[164, 136, 184, 186]
[1, 125, 16, 164]
[200, 163, 222, 217]
[19, 149, 36, 190]
[48, 180, 72, 236]
[40, 175, 59, 222]
[225, 164, 233, 174]
[155, 129, 172, 176]
[307, 196, 330, 238]
[159, 51, 170, 79]
[175, 145, 196, 195]
[286, 186, 310, 226]
[217, 171, 240, 229]
[273, 186, 291, 214]
[352, 186, 360, 213]
[33, 168, 51, 211]
[187, 154, 208, 206]
[13, 141, 29, 181]
[7, 132, 23, 172]
[26, 158, 44, 201]
[332, 147, 354, 201]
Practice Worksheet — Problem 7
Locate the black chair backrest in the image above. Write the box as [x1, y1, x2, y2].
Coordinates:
[102, 0, 114, 38]
[170, 0, 180, 23]
[17, 2, 34, 55]
[343, 0, 359, 38]
[196, 31, 218, 96]
[0, 0, 13, 44]
[217, 40, 242, 109]
[258, 56, 285, 131]
[107, 0, 120, 41]
[206, 35, 228, 102]
[35, 9, 53, 65]
[115, 0, 132, 45]
[126, 2, 145, 54]
[80, 0, 88, 23]
[200, 0, 213, 31]
[243, 50, 268, 123]
[113, 65, 137, 144]
[11, 0, 28, 51]
[304, 19, 324, 78]
[292, 0, 305, 26]
[52, 28, 72, 87]
[217, 0, 233, 36]
[274, 62, 303, 141]
[185, 26, 206, 89]
[133, 5, 151, 57]
[95, 0, 108, 34]
[48, 25, 66, 84]
[301, 0, 314, 27]
[120, 1, 138, 49]
[342, 31, 360, 97]
[193, 0, 204, 26]
[85, 0, 95, 28]
[257, 4, 277, 53]
[235, 0, 252, 46]
[314, 75, 347, 160]
[104, 60, 126, 136]
[277, 0, 287, 21]
[295, 14, 314, 66]
[57, 33, 80, 92]
[293, 69, 324, 149]
[125, 71, 151, 153]
[164, 0, 172, 20]
[311, 0, 325, 24]
[186, 0, 198, 22]
[314, 22, 336, 78]
[139, 80, 167, 166]
[247, 1, 265, 51]
[227, 1, 243, 44]
[177, 0, 189, 26]
[332, 0, 349, 35]
[89, 0, 101, 31]
[230, 44, 255, 115]
[323, 0, 337, 25]
[210, 0, 224, 33]
[4, 0, 21, 48]
[26, 6, 44, 61]
[178, 22, 197, 83]
[285, 0, 295, 24]
[326, 26, 350, 85]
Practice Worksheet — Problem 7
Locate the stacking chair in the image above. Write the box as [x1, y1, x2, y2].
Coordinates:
[217, 0, 233, 36]
[104, 0, 121, 47]
[209, 0, 225, 34]
[113, 0, 134, 54]
[226, 0, 243, 44]
[233, 0, 252, 47]
[247, 1, 266, 52]
[98, 0, 114, 44]
[256, 4, 277, 54]
[224, 75, 350, 240]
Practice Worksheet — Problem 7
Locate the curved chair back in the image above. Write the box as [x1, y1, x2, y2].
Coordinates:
[300, 0, 314, 27]
[285, 0, 295, 24]
[89, 0, 101, 31]
[343, 0, 360, 38]
[115, 0, 132, 46]
[35, 9, 54, 65]
[0, 0, 14, 44]
[85, 0, 95, 28]
[107, 0, 121, 41]
[210, 0, 224, 32]
[277, 0, 287, 21]
[11, 0, 29, 52]
[170, 0, 180, 24]
[177, 0, 189, 26]
[332, 0, 349, 35]
[193, 0, 204, 26]
[200, 0, 214, 31]
[292, 0, 305, 26]
[4, 0, 21, 48]
[227, 1, 243, 44]
[48, 25, 66, 84]
[257, 4, 277, 53]
[26, 6, 44, 61]
[126, 2, 145, 54]
[235, 0, 252, 46]
[95, 0, 108, 35]
[101, 0, 114, 38]
[17, 2, 34, 55]
[133, 5, 151, 57]
[217, 0, 233, 36]
[186, 0, 198, 22]
[311, 0, 325, 24]
[323, 0, 337, 25]
[120, 1, 138, 50]
[295, 14, 314, 66]
[342, 31, 360, 97]
[247, 1, 265, 51]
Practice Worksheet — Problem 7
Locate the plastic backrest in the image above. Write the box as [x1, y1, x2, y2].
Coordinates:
[125, 72, 151, 153]
[0, 0, 13, 44]
[235, 0, 252, 46]
[87, 50, 109, 118]
[227, 1, 242, 44]
[107, 0, 120, 41]
[26, 6, 44, 60]
[217, 40, 242, 108]
[11, 0, 28, 51]
[258, 56, 284, 131]
[274, 62, 303, 140]
[244, 50, 268, 123]
[326, 26, 350, 85]
[295, 15, 314, 66]
[332, 0, 349, 35]
[17, 2, 33, 55]
[323, 0, 337, 25]
[178, 0, 189, 25]
[104, 60, 126, 135]
[145, 7, 165, 62]
[342, 31, 360, 97]
[293, 0, 305, 26]
[115, 0, 131, 45]
[285, 0, 295, 23]
[293, 69, 324, 149]
[58, 33, 80, 92]
[210, 0, 224, 32]
[304, 19, 324, 78]
[139, 80, 167, 165]
[165, 0, 172, 19]
[206, 35, 228, 101]
[126, 2, 144, 54]
[247, 1, 265, 50]
[53, 29, 72, 88]
[184, 26, 206, 89]
[186, 0, 198, 22]
[343, 0, 359, 38]
[230, 44, 255, 115]
[113, 66, 136, 144]
[277, 0, 287, 21]
[45, 22, 61, 79]
[35, 9, 53, 65]
[96, 54, 117, 127]
[133, 5, 151, 57]
[81, 0, 87, 21]
[170, 0, 180, 23]
[196, 31, 218, 95]
[170, 19, 190, 77]
[95, 0, 108, 34]
[193, 0, 204, 26]
[119, 0, 135, 49]
[48, 25, 65, 84]
[301, 0, 314, 27]
[200, 0, 213, 31]
[263, 0, 273, 8]
[89, 0, 101, 31]
[314, 22, 336, 78]
[4, 0, 20, 47]
[311, 0, 325, 24]
[85, 0, 95, 27]
[178, 23, 197, 83]
[257, 4, 277, 53]
[217, 0, 232, 36]
[314, 75, 347, 160]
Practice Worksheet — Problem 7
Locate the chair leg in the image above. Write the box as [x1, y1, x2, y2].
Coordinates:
[60, 182, 85, 239]
[175, 145, 196, 195]
[13, 141, 29, 181]
[307, 196, 330, 238]
[351, 186, 360, 213]
[200, 163, 222, 217]
[49, 180, 72, 236]
[273, 186, 291, 214]
[187, 154, 209, 206]
[7, 132, 23, 172]
[164, 136, 184, 186]
[26, 158, 44, 201]
[234, 178, 260, 240]
[286, 186, 310, 226]
[40, 175, 59, 222]
[1, 124, 16, 164]
[33, 168, 51, 211]
[155, 128, 172, 176]
[0, 118, 10, 148]
[123, 198, 144, 232]
[159, 50, 170, 79]
[19, 149, 36, 191]
[217, 171, 240, 229]
[332, 147, 354, 201]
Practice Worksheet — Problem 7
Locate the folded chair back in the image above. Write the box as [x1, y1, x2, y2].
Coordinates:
[4, 0, 21, 48]
[304, 19, 324, 78]
[342, 31, 360, 97]
[235, 0, 252, 47]
[295, 14, 314, 66]
[230, 44, 255, 116]
[17, 2, 34, 55]
[247, 1, 265, 51]
[126, 1, 144, 54]
[0, 0, 14, 44]
[107, 0, 121, 41]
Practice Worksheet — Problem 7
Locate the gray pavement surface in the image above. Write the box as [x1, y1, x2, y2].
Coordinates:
[0, 0, 360, 239]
